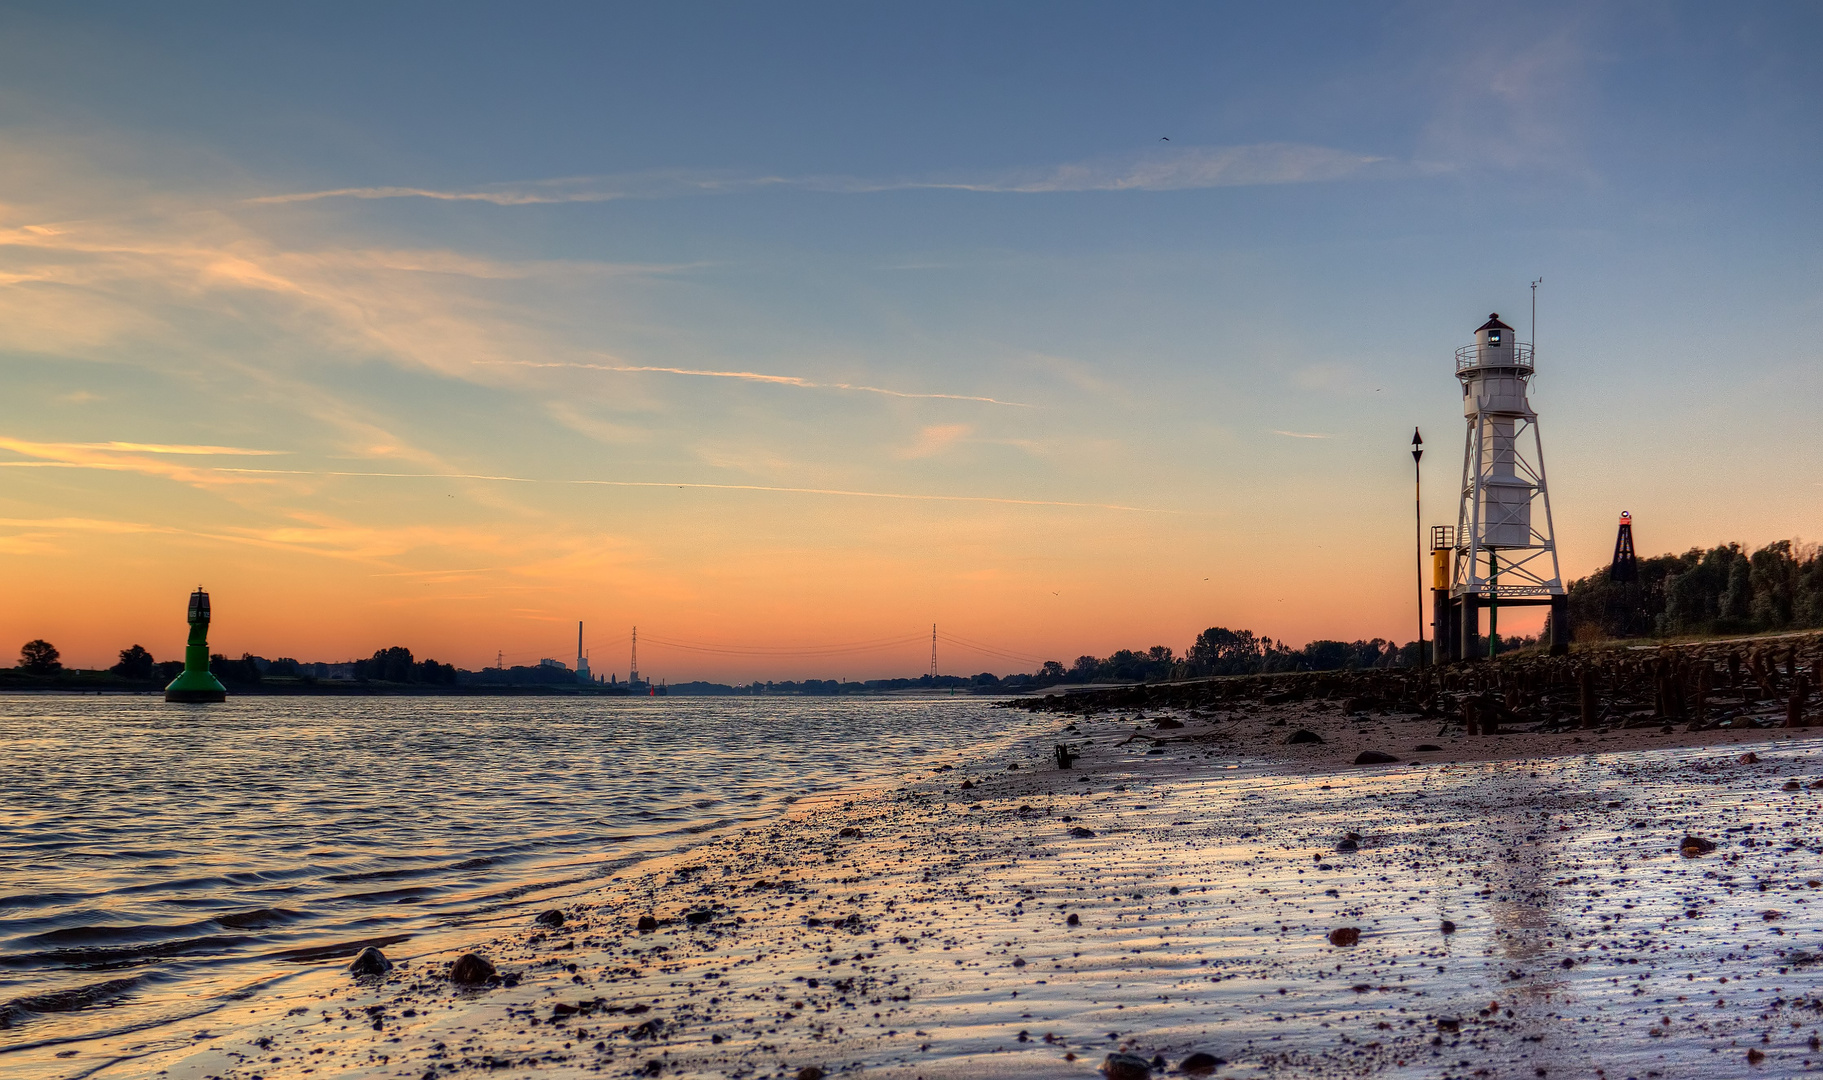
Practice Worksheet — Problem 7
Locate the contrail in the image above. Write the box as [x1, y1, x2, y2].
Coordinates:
[488, 360, 1029, 407]
[203, 467, 1175, 513]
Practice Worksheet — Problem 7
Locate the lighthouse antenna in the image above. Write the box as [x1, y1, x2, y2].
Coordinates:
[1530, 278, 1543, 360]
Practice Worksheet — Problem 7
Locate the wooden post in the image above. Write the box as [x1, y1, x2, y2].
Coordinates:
[1693, 663, 1710, 725]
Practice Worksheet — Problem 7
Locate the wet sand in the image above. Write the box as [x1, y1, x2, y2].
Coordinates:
[10, 701, 1823, 1080]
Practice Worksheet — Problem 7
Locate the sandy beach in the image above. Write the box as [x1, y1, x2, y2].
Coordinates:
[13, 668, 1821, 1080]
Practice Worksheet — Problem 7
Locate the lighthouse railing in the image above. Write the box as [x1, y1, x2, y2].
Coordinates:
[1455, 341, 1534, 373]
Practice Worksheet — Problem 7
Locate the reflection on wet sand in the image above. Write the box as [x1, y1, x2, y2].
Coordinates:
[6, 705, 1821, 1080]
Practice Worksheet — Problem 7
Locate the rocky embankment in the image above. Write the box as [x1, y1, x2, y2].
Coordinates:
[1010, 633, 1823, 741]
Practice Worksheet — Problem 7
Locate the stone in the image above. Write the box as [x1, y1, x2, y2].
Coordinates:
[1153, 718, 1184, 729]
[1415, 744, 1442, 751]
[1100, 1051, 1153, 1080]
[449, 953, 495, 985]
[1680, 836, 1718, 858]
[1328, 927, 1361, 946]
[1440, 920, 1456, 935]
[1739, 752, 1760, 764]
[1335, 838, 1358, 853]
[837, 827, 861, 837]
[1353, 751, 1399, 765]
[1285, 729, 1324, 745]
[1069, 826, 1096, 838]
[347, 946, 391, 977]
[1179, 1051, 1225, 1075]
[685, 910, 714, 925]
[795, 1069, 825, 1080]
[535, 909, 566, 928]
[1783, 780, 1802, 791]
[636, 914, 659, 932]
[1066, 913, 1081, 926]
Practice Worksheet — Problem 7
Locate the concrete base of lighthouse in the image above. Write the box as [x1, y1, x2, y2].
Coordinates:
[1434, 593, 1569, 663]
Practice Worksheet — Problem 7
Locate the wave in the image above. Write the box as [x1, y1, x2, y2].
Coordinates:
[2, 975, 141, 1017]
[0, 933, 255, 971]
[263, 933, 412, 965]
[212, 907, 304, 930]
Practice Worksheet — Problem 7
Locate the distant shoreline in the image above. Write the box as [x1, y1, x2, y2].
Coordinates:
[0, 676, 1004, 698]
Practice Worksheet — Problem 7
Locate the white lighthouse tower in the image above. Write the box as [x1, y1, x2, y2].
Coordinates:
[1434, 312, 1569, 660]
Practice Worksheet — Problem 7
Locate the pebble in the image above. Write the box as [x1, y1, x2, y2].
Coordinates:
[1285, 729, 1324, 745]
[1179, 1051, 1225, 1075]
[636, 915, 659, 932]
[449, 953, 496, 986]
[535, 909, 565, 928]
[347, 946, 391, 977]
[1353, 751, 1398, 765]
[1100, 1050, 1153, 1080]
[1328, 927, 1361, 946]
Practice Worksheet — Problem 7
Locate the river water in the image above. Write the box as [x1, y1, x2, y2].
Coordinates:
[0, 693, 1016, 1053]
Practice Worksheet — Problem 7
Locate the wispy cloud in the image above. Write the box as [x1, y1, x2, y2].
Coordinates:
[0, 436, 284, 487]
[247, 185, 628, 207]
[7, 456, 1176, 513]
[248, 143, 1388, 207]
[895, 423, 973, 460]
[901, 143, 1387, 194]
[1272, 430, 1336, 439]
[490, 360, 1028, 407]
[14, 440, 288, 455]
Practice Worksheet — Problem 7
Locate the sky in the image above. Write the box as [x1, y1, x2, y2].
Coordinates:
[1, 2, 1820, 680]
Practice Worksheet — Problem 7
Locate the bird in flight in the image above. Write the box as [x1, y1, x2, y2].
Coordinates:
[1159, 136, 1170, 141]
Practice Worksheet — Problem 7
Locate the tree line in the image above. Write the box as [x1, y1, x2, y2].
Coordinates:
[14, 539, 1817, 688]
[1560, 538, 1823, 640]
[1029, 629, 1434, 687]
[9, 641, 456, 684]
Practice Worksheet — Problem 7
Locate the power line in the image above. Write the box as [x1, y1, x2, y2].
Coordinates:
[936, 630, 1052, 666]
[637, 632, 926, 657]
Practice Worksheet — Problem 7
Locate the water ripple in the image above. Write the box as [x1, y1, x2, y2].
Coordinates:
[0, 693, 1010, 1049]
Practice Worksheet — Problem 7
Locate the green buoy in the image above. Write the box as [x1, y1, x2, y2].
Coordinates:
[164, 586, 227, 703]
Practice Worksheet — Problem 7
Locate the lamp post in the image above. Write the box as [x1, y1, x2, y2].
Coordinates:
[1411, 427, 1424, 666]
